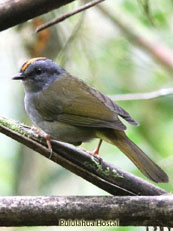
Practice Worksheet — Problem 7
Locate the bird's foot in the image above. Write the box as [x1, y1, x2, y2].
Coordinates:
[82, 148, 103, 163]
[31, 126, 42, 136]
[91, 139, 103, 160]
[81, 139, 103, 163]
[31, 126, 53, 158]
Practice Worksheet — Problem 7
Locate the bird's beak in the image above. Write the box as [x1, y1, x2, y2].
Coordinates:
[12, 72, 25, 80]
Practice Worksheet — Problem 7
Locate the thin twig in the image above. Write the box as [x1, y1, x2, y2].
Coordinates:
[137, 0, 155, 26]
[97, 5, 173, 72]
[110, 88, 173, 101]
[0, 116, 168, 196]
[0, 196, 172, 227]
[36, 0, 105, 33]
[58, 12, 85, 66]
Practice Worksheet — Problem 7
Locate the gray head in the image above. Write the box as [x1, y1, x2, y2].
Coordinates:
[12, 57, 65, 93]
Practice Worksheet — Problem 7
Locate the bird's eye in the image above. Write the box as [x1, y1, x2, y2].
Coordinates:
[35, 68, 42, 75]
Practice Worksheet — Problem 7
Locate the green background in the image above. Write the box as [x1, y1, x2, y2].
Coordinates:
[0, 0, 173, 230]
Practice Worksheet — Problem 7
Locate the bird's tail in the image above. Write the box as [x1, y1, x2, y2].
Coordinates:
[100, 130, 168, 183]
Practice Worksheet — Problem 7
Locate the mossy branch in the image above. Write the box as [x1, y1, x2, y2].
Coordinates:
[0, 116, 168, 196]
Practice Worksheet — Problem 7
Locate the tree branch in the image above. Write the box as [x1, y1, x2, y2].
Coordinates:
[0, 116, 168, 196]
[97, 5, 173, 72]
[0, 196, 172, 227]
[110, 88, 173, 101]
[0, 0, 75, 32]
[36, 0, 105, 32]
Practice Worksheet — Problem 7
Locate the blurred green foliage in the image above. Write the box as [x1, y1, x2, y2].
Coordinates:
[0, 0, 173, 230]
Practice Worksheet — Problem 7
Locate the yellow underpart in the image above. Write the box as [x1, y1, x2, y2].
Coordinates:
[21, 57, 46, 72]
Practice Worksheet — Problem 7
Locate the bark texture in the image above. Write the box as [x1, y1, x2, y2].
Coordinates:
[0, 0, 75, 31]
[0, 196, 172, 227]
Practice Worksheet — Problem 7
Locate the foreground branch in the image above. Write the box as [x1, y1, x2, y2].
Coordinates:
[0, 196, 172, 227]
[0, 0, 75, 31]
[0, 116, 168, 196]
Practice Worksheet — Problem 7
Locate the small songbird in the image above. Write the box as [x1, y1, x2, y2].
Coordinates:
[12, 57, 168, 183]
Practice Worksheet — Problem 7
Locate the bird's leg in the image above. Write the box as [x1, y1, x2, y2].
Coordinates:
[44, 134, 53, 159]
[92, 139, 103, 155]
[81, 139, 103, 163]
[31, 126, 53, 158]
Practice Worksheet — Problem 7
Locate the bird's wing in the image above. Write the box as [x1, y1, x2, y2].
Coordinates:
[89, 87, 139, 126]
[34, 75, 136, 130]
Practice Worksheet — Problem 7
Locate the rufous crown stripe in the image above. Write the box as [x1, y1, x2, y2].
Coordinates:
[21, 57, 46, 72]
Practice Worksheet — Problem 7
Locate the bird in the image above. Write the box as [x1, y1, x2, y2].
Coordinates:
[12, 57, 168, 183]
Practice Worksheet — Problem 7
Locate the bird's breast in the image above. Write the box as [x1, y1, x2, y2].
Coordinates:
[24, 93, 43, 125]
